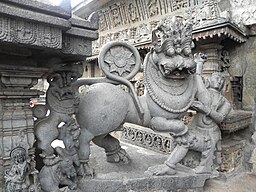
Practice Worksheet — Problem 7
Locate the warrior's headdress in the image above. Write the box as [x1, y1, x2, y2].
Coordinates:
[152, 16, 194, 57]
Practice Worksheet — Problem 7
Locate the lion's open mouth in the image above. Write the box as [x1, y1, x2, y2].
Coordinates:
[160, 65, 188, 79]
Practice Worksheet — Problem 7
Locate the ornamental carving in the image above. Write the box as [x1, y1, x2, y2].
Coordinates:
[40, 25, 61, 49]
[0, 16, 62, 49]
[62, 36, 91, 56]
[104, 44, 136, 77]
[122, 125, 172, 154]
[13, 20, 37, 44]
[0, 16, 9, 41]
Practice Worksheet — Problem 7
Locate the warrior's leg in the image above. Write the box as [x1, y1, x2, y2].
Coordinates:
[194, 132, 220, 174]
[93, 133, 130, 164]
[146, 145, 188, 176]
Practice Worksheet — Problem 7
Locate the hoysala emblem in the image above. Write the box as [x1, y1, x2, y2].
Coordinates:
[34, 16, 231, 191]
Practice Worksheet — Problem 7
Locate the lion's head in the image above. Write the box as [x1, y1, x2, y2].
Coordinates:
[151, 16, 196, 79]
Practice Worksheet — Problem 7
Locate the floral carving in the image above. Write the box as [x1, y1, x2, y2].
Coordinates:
[104, 46, 136, 76]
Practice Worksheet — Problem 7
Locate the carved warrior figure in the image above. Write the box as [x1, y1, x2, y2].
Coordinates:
[147, 54, 231, 175]
[73, 16, 231, 176]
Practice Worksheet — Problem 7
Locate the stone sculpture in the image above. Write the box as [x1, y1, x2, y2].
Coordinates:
[147, 53, 232, 175]
[74, 16, 231, 176]
[5, 147, 40, 192]
[5, 147, 28, 192]
[33, 64, 84, 191]
[34, 64, 82, 160]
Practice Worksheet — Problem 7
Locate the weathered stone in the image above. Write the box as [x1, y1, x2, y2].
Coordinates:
[77, 144, 209, 192]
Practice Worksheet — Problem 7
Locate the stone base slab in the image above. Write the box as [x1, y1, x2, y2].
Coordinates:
[75, 142, 210, 192]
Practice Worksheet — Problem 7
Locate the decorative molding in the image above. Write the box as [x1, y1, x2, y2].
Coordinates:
[62, 35, 92, 56]
[122, 123, 173, 154]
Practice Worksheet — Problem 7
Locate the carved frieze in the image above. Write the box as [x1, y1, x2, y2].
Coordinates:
[0, 16, 62, 49]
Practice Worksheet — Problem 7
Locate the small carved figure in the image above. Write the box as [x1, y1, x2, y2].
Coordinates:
[134, 24, 150, 42]
[111, 6, 121, 27]
[5, 147, 29, 192]
[128, 3, 138, 21]
[148, 0, 159, 17]
[58, 119, 81, 171]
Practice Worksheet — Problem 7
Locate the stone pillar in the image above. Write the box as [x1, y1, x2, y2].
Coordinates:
[198, 43, 223, 76]
[0, 65, 47, 191]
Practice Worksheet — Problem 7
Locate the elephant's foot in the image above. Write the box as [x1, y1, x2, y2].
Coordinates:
[145, 164, 176, 176]
[106, 148, 130, 164]
[77, 161, 94, 178]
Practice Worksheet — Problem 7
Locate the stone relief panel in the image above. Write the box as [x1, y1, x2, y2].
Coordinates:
[230, 0, 256, 26]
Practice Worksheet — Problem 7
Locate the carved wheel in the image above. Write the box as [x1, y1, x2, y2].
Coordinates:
[98, 42, 141, 80]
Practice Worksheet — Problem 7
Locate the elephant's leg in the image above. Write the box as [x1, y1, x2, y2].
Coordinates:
[77, 128, 94, 177]
[93, 134, 130, 164]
